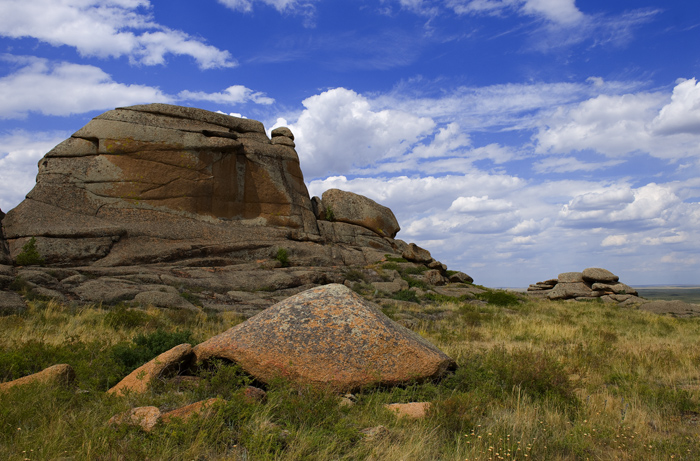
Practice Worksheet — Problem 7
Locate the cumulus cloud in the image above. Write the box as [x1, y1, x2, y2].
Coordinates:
[651, 78, 700, 135]
[0, 130, 68, 211]
[448, 195, 513, 214]
[0, 56, 171, 118]
[535, 78, 700, 161]
[285, 88, 435, 178]
[0, 0, 235, 69]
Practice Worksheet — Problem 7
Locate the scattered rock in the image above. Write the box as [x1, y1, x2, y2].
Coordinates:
[108, 344, 193, 396]
[529, 268, 641, 305]
[402, 243, 432, 264]
[242, 386, 267, 403]
[320, 189, 400, 238]
[0, 364, 75, 392]
[448, 271, 474, 284]
[160, 398, 222, 424]
[193, 284, 456, 392]
[360, 425, 389, 440]
[384, 402, 431, 419]
[0, 290, 27, 315]
[109, 406, 161, 432]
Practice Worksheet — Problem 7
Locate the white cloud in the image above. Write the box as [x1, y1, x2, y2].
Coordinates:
[447, 0, 583, 24]
[0, 130, 68, 211]
[0, 0, 235, 69]
[178, 86, 274, 105]
[601, 234, 628, 247]
[448, 195, 513, 214]
[651, 78, 700, 135]
[287, 88, 435, 178]
[0, 56, 171, 118]
[535, 79, 700, 161]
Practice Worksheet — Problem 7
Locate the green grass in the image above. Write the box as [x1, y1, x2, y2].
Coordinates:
[1, 295, 700, 460]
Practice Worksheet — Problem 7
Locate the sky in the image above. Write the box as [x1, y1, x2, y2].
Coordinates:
[1, 0, 699, 287]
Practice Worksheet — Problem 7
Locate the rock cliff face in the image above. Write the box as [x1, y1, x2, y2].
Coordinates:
[2, 104, 415, 268]
[0, 208, 10, 265]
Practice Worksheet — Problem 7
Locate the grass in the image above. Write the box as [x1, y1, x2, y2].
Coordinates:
[1, 294, 700, 459]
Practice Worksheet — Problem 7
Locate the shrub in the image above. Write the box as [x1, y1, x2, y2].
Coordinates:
[392, 289, 420, 303]
[15, 237, 45, 266]
[344, 269, 367, 282]
[324, 205, 336, 221]
[276, 247, 290, 267]
[110, 329, 193, 375]
[475, 289, 520, 307]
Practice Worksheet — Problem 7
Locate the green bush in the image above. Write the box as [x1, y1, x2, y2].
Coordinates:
[475, 289, 520, 307]
[276, 247, 290, 267]
[111, 329, 193, 375]
[392, 289, 420, 303]
[15, 237, 44, 266]
[324, 206, 336, 221]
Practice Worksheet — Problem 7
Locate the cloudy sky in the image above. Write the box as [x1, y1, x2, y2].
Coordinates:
[1, 0, 699, 287]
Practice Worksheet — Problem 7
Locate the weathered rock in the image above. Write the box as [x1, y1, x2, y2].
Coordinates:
[160, 398, 222, 423]
[0, 208, 10, 265]
[582, 267, 619, 283]
[360, 425, 389, 440]
[109, 406, 161, 432]
[384, 402, 431, 419]
[422, 269, 447, 286]
[0, 291, 27, 315]
[402, 243, 432, 264]
[321, 189, 400, 238]
[193, 284, 455, 392]
[4, 103, 319, 265]
[448, 271, 473, 284]
[108, 344, 193, 396]
[558, 272, 584, 283]
[242, 386, 267, 403]
[548, 282, 594, 300]
[271, 126, 294, 140]
[372, 279, 409, 294]
[591, 282, 638, 296]
[0, 364, 75, 392]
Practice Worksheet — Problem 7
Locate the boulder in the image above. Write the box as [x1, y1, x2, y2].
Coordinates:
[0, 364, 75, 392]
[448, 271, 474, 284]
[133, 290, 198, 311]
[321, 189, 400, 238]
[548, 282, 594, 300]
[582, 267, 619, 283]
[108, 343, 193, 396]
[193, 284, 455, 392]
[109, 406, 161, 432]
[3, 103, 319, 265]
[591, 282, 638, 296]
[0, 291, 27, 316]
[558, 272, 584, 283]
[402, 243, 432, 264]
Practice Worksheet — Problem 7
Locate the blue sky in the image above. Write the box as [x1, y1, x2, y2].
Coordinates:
[1, 0, 699, 287]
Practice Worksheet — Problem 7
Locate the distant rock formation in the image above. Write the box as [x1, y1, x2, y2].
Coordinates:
[528, 268, 642, 305]
[0, 104, 468, 310]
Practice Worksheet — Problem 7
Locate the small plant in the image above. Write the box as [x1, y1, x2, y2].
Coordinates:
[392, 289, 420, 303]
[324, 205, 336, 221]
[15, 237, 45, 266]
[104, 304, 153, 330]
[275, 247, 290, 267]
[344, 268, 367, 282]
[475, 289, 520, 307]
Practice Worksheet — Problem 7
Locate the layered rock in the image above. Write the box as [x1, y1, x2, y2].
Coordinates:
[316, 189, 400, 238]
[193, 284, 456, 391]
[528, 268, 641, 304]
[108, 343, 193, 396]
[0, 364, 75, 393]
[3, 104, 318, 265]
[0, 208, 10, 265]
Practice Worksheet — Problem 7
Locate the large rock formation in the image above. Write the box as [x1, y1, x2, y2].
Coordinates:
[193, 284, 456, 391]
[0, 104, 469, 311]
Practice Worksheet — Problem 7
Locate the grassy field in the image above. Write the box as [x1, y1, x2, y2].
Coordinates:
[1, 292, 700, 460]
[635, 286, 700, 304]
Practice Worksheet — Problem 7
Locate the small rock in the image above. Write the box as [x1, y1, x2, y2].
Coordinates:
[242, 386, 267, 403]
[360, 425, 389, 440]
[134, 290, 198, 310]
[384, 402, 431, 419]
[0, 364, 75, 392]
[108, 344, 193, 396]
[161, 398, 222, 424]
[0, 291, 27, 316]
[109, 406, 161, 432]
